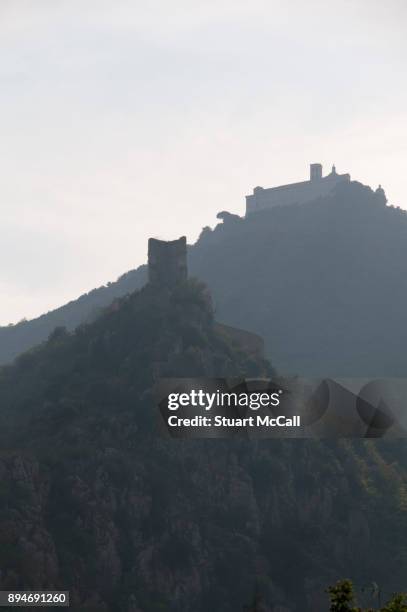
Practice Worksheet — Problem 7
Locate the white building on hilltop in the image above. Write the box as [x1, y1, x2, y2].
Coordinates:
[245, 163, 351, 215]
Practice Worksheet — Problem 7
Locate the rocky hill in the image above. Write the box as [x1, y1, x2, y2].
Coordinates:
[1, 181, 406, 378]
[190, 181, 407, 377]
[0, 280, 406, 611]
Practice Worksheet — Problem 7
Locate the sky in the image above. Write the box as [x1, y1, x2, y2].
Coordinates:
[0, 0, 406, 325]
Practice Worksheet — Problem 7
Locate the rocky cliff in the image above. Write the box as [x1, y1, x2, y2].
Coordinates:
[0, 281, 406, 611]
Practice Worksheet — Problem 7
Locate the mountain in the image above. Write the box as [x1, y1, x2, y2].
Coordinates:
[0, 279, 407, 611]
[0, 266, 147, 366]
[1, 180, 407, 377]
[190, 181, 407, 377]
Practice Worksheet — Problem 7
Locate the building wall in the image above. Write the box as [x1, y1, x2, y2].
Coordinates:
[246, 167, 350, 215]
[214, 322, 264, 357]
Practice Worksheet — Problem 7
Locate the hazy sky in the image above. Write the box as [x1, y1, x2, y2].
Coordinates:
[0, 0, 406, 325]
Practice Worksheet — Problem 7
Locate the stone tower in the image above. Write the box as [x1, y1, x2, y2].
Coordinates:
[148, 236, 187, 286]
[310, 163, 323, 181]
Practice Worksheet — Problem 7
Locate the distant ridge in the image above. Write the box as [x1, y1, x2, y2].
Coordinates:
[0, 266, 147, 365]
[1, 179, 406, 377]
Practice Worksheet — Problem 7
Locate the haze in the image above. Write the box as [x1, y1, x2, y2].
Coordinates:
[0, 0, 406, 324]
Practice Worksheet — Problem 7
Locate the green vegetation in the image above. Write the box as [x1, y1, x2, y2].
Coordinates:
[0, 279, 407, 611]
[328, 580, 407, 612]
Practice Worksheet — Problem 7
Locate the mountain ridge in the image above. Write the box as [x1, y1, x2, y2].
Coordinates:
[1, 180, 406, 377]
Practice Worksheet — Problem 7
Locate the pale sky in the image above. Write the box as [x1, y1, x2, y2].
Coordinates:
[0, 0, 406, 325]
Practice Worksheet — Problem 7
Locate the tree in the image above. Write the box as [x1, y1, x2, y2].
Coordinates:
[381, 594, 407, 612]
[327, 580, 361, 612]
[327, 581, 407, 612]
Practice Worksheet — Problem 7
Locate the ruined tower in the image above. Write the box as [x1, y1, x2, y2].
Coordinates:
[148, 236, 188, 286]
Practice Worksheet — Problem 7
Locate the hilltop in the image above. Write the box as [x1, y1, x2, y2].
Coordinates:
[191, 180, 407, 376]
